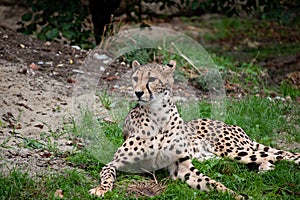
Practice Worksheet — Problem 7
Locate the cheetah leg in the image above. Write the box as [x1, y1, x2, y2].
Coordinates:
[168, 156, 245, 199]
[89, 136, 159, 197]
[89, 165, 116, 196]
[220, 147, 277, 172]
[253, 142, 300, 164]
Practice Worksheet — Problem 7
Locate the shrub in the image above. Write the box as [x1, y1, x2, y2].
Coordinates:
[17, 0, 95, 49]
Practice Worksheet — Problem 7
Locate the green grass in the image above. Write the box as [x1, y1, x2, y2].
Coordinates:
[225, 97, 300, 145]
[0, 169, 96, 200]
[1, 158, 299, 199]
[280, 81, 300, 100]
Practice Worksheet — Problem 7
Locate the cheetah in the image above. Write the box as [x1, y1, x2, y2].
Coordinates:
[89, 60, 300, 198]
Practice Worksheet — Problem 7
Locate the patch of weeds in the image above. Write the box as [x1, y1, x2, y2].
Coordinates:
[247, 43, 300, 61]
[0, 170, 42, 199]
[120, 48, 157, 65]
[39, 128, 69, 155]
[45, 137, 59, 153]
[0, 136, 11, 148]
[258, 161, 300, 199]
[188, 16, 300, 62]
[0, 169, 96, 200]
[212, 55, 300, 100]
[279, 81, 300, 99]
[48, 170, 95, 199]
[97, 90, 112, 110]
[99, 121, 123, 146]
[161, 178, 237, 200]
[225, 96, 300, 145]
[66, 149, 102, 175]
[213, 55, 268, 91]
[73, 109, 123, 147]
[20, 134, 63, 156]
[178, 101, 211, 121]
[43, 122, 66, 140]
[0, 120, 6, 128]
[70, 109, 122, 165]
[52, 105, 61, 112]
[22, 137, 45, 150]
[18, 0, 95, 49]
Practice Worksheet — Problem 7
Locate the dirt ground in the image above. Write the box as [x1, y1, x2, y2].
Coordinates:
[0, 25, 89, 175]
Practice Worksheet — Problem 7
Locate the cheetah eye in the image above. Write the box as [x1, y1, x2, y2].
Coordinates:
[148, 77, 157, 82]
[133, 77, 138, 82]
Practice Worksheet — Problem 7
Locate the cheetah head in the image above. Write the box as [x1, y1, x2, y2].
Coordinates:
[131, 60, 176, 105]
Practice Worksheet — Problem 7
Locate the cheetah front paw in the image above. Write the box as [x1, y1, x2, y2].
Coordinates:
[89, 186, 108, 197]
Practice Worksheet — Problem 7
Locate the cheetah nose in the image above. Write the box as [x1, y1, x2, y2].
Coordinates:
[135, 91, 144, 99]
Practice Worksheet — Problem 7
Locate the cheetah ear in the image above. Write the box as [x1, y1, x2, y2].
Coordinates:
[166, 60, 176, 70]
[132, 60, 140, 71]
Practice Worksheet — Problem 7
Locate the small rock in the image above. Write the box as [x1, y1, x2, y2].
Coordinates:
[52, 71, 60, 76]
[45, 61, 53, 66]
[44, 41, 51, 46]
[285, 96, 292, 101]
[54, 189, 64, 198]
[72, 69, 84, 74]
[103, 60, 111, 64]
[67, 77, 76, 83]
[99, 66, 106, 71]
[29, 63, 39, 70]
[93, 53, 109, 60]
[274, 96, 285, 101]
[71, 45, 81, 50]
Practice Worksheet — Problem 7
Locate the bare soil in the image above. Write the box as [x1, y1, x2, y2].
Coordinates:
[0, 26, 88, 175]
